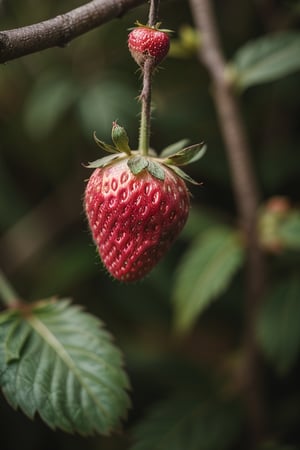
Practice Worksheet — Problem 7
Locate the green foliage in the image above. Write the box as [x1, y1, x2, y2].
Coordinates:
[173, 226, 245, 333]
[257, 277, 300, 374]
[0, 299, 130, 435]
[231, 31, 300, 90]
[131, 393, 241, 450]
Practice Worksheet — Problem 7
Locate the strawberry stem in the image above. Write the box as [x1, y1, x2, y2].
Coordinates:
[138, 58, 154, 156]
[138, 0, 160, 156]
[148, 0, 160, 27]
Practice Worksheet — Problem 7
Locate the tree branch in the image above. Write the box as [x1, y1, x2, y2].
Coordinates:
[0, 0, 145, 64]
[189, 0, 267, 446]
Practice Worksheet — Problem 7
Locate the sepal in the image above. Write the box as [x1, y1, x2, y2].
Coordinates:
[93, 132, 118, 153]
[131, 21, 173, 34]
[85, 153, 121, 169]
[147, 160, 165, 181]
[163, 142, 206, 166]
[160, 139, 190, 158]
[111, 121, 131, 155]
[127, 156, 149, 174]
[85, 124, 206, 186]
[167, 165, 201, 185]
[127, 156, 165, 181]
[86, 123, 133, 169]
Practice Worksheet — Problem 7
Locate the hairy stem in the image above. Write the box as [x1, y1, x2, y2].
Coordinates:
[0, 270, 21, 308]
[138, 58, 154, 155]
[148, 0, 161, 26]
[189, 0, 266, 445]
[138, 0, 160, 155]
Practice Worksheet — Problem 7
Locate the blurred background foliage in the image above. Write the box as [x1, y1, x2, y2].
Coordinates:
[1, 0, 300, 449]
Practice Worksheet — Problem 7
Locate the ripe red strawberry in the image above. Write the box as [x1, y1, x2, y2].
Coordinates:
[84, 123, 206, 282]
[85, 159, 189, 281]
[128, 25, 170, 68]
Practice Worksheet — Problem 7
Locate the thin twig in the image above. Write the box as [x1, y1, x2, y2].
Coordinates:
[0, 0, 145, 64]
[189, 0, 267, 445]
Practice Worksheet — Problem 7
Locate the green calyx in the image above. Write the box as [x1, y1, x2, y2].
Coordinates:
[130, 21, 173, 34]
[85, 122, 206, 184]
[128, 156, 165, 181]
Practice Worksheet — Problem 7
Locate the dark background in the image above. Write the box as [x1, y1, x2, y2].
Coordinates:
[1, 1, 300, 449]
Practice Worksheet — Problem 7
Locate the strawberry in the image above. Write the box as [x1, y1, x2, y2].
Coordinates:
[85, 159, 189, 281]
[84, 123, 206, 282]
[128, 24, 170, 68]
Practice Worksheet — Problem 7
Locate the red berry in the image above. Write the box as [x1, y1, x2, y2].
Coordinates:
[84, 158, 190, 282]
[128, 26, 170, 68]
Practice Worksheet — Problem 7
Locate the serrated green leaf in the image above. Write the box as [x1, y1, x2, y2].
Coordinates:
[257, 277, 300, 374]
[0, 299, 130, 435]
[93, 132, 118, 153]
[173, 227, 245, 333]
[4, 319, 31, 363]
[85, 153, 121, 169]
[160, 139, 190, 158]
[231, 31, 300, 90]
[147, 160, 165, 181]
[131, 393, 241, 450]
[164, 142, 206, 166]
[127, 156, 149, 175]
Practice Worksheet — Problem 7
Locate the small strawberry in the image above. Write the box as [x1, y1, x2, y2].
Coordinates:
[84, 122, 206, 282]
[128, 24, 170, 68]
